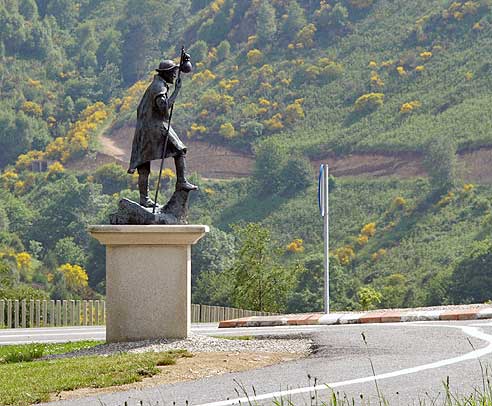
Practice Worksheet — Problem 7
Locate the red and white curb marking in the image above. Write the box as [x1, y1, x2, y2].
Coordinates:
[218, 307, 492, 328]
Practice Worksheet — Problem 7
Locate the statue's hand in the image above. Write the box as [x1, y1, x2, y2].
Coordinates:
[175, 77, 182, 89]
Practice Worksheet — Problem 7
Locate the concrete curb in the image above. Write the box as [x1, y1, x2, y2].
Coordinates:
[218, 307, 492, 328]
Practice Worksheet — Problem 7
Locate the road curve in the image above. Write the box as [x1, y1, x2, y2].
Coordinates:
[34, 320, 492, 406]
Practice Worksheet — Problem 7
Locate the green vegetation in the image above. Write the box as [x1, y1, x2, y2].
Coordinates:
[1, 0, 492, 312]
[0, 348, 190, 405]
[0, 340, 101, 364]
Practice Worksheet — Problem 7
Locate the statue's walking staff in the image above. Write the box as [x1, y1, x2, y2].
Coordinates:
[153, 46, 192, 213]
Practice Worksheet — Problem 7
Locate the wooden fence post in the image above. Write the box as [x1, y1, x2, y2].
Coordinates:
[36, 300, 41, 327]
[56, 301, 62, 326]
[21, 300, 26, 328]
[0, 300, 4, 328]
[88, 300, 93, 326]
[7, 300, 12, 328]
[42, 300, 47, 327]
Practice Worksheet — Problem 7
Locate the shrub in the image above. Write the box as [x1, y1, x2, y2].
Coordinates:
[354, 93, 384, 112]
[247, 49, 263, 65]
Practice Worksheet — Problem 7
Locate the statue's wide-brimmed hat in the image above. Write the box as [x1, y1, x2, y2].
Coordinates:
[156, 60, 179, 72]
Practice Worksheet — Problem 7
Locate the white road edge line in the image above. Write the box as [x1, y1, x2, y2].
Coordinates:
[195, 325, 492, 406]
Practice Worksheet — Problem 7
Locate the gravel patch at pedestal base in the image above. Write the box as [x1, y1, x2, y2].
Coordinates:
[44, 333, 313, 360]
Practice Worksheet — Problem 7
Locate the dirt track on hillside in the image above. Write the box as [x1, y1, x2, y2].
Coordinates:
[73, 124, 492, 184]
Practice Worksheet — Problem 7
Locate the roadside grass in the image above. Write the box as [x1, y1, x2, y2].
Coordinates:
[0, 341, 102, 364]
[0, 348, 190, 406]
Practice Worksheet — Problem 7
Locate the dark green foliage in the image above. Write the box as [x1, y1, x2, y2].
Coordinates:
[253, 141, 287, 195]
[230, 223, 297, 312]
[449, 239, 492, 304]
[216, 40, 231, 61]
[279, 0, 306, 42]
[256, 1, 277, 46]
[279, 156, 313, 196]
[93, 162, 129, 195]
[189, 40, 208, 63]
[52, 237, 88, 267]
[423, 136, 457, 194]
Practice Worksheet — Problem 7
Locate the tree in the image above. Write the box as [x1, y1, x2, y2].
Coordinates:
[253, 141, 287, 194]
[280, 0, 306, 42]
[423, 136, 457, 194]
[279, 156, 313, 196]
[449, 239, 492, 303]
[230, 223, 296, 312]
[93, 162, 129, 194]
[256, 1, 277, 46]
[53, 237, 88, 267]
[216, 40, 230, 61]
[189, 40, 208, 63]
[287, 254, 356, 312]
[191, 226, 235, 286]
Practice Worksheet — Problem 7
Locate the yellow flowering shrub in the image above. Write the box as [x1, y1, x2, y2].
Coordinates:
[16, 252, 31, 270]
[219, 78, 239, 90]
[296, 24, 317, 48]
[396, 66, 407, 76]
[219, 122, 236, 138]
[354, 93, 384, 112]
[284, 100, 305, 125]
[361, 222, 376, 237]
[15, 150, 45, 170]
[210, 0, 225, 14]
[465, 71, 474, 81]
[286, 239, 304, 253]
[263, 113, 284, 131]
[190, 123, 207, 135]
[357, 235, 369, 246]
[393, 196, 407, 208]
[463, 183, 475, 192]
[1, 170, 18, 189]
[247, 35, 257, 47]
[420, 51, 433, 60]
[400, 100, 422, 114]
[204, 187, 215, 195]
[22, 101, 43, 116]
[192, 69, 217, 84]
[161, 168, 176, 179]
[473, 21, 484, 30]
[370, 71, 384, 87]
[368, 61, 378, 68]
[415, 65, 425, 72]
[335, 246, 356, 265]
[27, 78, 42, 88]
[437, 191, 455, 207]
[58, 263, 89, 290]
[247, 49, 263, 65]
[371, 248, 387, 262]
[48, 161, 65, 175]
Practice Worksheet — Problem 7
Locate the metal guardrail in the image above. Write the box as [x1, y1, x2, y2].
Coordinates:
[0, 300, 273, 328]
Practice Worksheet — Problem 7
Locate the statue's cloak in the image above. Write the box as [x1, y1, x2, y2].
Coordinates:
[128, 75, 186, 173]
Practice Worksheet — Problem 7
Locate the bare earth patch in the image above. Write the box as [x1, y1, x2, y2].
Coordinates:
[50, 351, 303, 402]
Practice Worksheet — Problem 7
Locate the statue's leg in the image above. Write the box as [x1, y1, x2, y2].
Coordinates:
[137, 162, 156, 207]
[174, 153, 198, 191]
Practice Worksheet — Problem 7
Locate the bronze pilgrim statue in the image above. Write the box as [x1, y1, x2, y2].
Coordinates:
[110, 48, 197, 225]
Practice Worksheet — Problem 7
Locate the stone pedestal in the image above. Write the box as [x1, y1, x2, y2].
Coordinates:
[88, 225, 208, 342]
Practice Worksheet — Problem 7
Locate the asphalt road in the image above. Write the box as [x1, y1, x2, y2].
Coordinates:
[19, 320, 492, 406]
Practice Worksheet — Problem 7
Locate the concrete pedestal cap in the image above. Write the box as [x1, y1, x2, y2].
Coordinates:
[88, 225, 209, 245]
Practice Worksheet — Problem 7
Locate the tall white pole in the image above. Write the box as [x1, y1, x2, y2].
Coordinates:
[323, 164, 330, 314]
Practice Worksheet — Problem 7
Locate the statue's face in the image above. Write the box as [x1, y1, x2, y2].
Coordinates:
[161, 68, 178, 84]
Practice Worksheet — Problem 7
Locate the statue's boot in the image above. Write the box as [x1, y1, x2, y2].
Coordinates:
[138, 173, 157, 208]
[175, 155, 198, 191]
